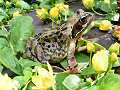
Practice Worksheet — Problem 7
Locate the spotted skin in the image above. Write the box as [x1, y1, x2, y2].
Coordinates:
[25, 9, 94, 72]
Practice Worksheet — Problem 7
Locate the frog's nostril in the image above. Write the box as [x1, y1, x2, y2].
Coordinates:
[76, 9, 84, 15]
[77, 10, 80, 15]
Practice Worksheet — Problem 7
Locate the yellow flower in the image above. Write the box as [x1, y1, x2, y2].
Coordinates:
[99, 20, 112, 31]
[82, 0, 95, 9]
[109, 42, 120, 55]
[0, 73, 20, 90]
[32, 63, 55, 90]
[36, 8, 48, 20]
[64, 5, 69, 11]
[55, 3, 64, 11]
[110, 52, 118, 62]
[13, 11, 22, 17]
[55, 3, 69, 12]
[87, 42, 95, 53]
[92, 50, 109, 73]
[50, 7, 59, 18]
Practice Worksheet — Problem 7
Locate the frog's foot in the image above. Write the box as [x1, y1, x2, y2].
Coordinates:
[66, 57, 80, 73]
[67, 66, 79, 73]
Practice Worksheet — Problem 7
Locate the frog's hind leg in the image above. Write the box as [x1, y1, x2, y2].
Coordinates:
[67, 39, 79, 73]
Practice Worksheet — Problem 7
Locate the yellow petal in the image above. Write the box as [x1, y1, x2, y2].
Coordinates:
[0, 73, 19, 90]
[99, 20, 112, 31]
[13, 11, 22, 17]
[32, 67, 55, 90]
[37, 68, 50, 77]
[47, 62, 53, 75]
[36, 8, 48, 20]
[109, 42, 120, 55]
[32, 76, 42, 87]
[50, 7, 59, 17]
[82, 0, 95, 9]
[110, 52, 118, 62]
[92, 50, 109, 73]
[87, 42, 95, 53]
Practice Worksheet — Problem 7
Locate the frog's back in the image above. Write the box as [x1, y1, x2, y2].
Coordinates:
[25, 29, 69, 63]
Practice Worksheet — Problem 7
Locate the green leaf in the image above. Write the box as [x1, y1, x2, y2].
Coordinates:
[0, 8, 8, 22]
[23, 67, 32, 84]
[39, 0, 65, 9]
[100, 1, 112, 13]
[96, 72, 120, 90]
[94, 42, 105, 51]
[95, 0, 117, 13]
[81, 66, 96, 75]
[63, 75, 81, 90]
[0, 37, 8, 49]
[55, 72, 69, 90]
[0, 15, 5, 22]
[75, 52, 90, 63]
[0, 47, 23, 75]
[106, 13, 119, 21]
[61, 52, 89, 68]
[0, 28, 9, 37]
[14, 68, 32, 89]
[0, 0, 3, 4]
[111, 0, 118, 12]
[14, 76, 25, 88]
[22, 81, 32, 90]
[112, 57, 120, 67]
[10, 16, 34, 53]
[87, 86, 98, 90]
[39, 0, 51, 9]
[19, 58, 41, 68]
[19, 1, 30, 9]
[25, 82, 32, 90]
[0, 64, 3, 72]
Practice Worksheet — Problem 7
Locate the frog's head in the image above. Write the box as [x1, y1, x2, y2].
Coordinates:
[71, 9, 94, 38]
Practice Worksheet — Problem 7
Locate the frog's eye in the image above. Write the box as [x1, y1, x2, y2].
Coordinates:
[79, 16, 86, 22]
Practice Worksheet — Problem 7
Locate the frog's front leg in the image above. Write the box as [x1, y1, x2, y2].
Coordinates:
[67, 39, 79, 73]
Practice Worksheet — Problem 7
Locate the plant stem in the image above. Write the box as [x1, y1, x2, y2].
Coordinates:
[65, 11, 67, 21]
[82, 22, 94, 35]
[107, 61, 113, 73]
[92, 8, 106, 16]
[9, 41, 15, 55]
[52, 19, 54, 30]
[90, 52, 92, 66]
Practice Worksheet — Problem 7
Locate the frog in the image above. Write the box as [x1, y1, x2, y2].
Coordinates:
[25, 9, 94, 73]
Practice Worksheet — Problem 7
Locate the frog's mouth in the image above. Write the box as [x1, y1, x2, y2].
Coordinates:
[72, 12, 94, 38]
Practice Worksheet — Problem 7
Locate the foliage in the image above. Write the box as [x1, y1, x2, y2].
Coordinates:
[0, 0, 120, 90]
[37, 0, 65, 9]
[96, 72, 120, 90]
[36, 1, 73, 25]
[82, 0, 119, 21]
[10, 16, 34, 53]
